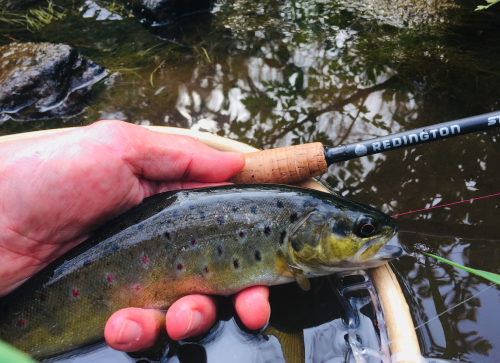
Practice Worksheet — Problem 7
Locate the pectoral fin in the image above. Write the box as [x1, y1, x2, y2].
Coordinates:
[262, 325, 305, 363]
[275, 251, 310, 291]
[276, 250, 294, 278]
[289, 267, 310, 291]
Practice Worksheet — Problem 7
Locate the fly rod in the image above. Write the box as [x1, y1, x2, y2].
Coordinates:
[229, 110, 500, 184]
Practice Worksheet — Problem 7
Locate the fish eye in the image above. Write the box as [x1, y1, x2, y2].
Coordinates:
[355, 216, 378, 237]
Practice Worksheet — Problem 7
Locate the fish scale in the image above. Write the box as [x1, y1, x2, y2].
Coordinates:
[0, 184, 399, 360]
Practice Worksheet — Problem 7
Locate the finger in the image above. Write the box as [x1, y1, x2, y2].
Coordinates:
[165, 295, 217, 341]
[91, 121, 245, 183]
[233, 286, 270, 330]
[105, 308, 165, 352]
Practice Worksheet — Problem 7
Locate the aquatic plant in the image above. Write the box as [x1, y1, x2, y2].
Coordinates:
[0, 0, 65, 32]
[0, 341, 35, 363]
[422, 251, 500, 286]
[475, 0, 500, 11]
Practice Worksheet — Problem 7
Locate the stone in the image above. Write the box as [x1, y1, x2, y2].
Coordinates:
[140, 0, 211, 26]
[0, 42, 107, 122]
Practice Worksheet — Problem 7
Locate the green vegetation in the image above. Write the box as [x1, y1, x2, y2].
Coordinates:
[0, 340, 36, 363]
[0, 0, 65, 32]
[104, 0, 126, 16]
[476, 0, 500, 11]
[422, 252, 500, 286]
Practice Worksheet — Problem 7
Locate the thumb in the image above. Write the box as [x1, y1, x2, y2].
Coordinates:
[94, 121, 246, 183]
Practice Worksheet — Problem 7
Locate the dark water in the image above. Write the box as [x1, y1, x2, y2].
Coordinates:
[1, 0, 500, 361]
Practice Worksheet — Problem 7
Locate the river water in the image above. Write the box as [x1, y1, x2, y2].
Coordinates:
[1, 0, 500, 361]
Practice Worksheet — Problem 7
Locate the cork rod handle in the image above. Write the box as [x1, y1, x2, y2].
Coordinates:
[228, 142, 328, 184]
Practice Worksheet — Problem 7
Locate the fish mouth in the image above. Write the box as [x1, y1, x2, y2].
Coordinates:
[351, 243, 402, 269]
[354, 227, 397, 262]
[372, 244, 403, 260]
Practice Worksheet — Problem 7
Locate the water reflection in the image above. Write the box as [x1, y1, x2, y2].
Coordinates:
[1, 0, 500, 360]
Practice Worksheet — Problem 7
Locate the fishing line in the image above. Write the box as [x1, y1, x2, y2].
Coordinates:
[391, 192, 500, 218]
[412, 283, 495, 332]
[383, 193, 500, 351]
[383, 283, 495, 350]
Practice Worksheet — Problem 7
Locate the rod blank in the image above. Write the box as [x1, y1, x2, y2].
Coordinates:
[229, 111, 500, 184]
[325, 110, 500, 165]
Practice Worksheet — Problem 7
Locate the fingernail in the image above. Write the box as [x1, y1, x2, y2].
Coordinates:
[116, 318, 142, 344]
[179, 306, 203, 339]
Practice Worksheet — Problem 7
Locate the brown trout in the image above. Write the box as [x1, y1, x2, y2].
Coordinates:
[0, 185, 400, 360]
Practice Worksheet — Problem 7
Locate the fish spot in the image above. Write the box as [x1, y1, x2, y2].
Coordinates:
[333, 219, 351, 237]
[72, 289, 80, 298]
[190, 237, 197, 245]
[135, 285, 141, 291]
[277, 201, 284, 208]
[280, 230, 286, 246]
[303, 201, 310, 208]
[255, 251, 262, 261]
[217, 246, 223, 255]
[217, 215, 225, 225]
[232, 206, 239, 212]
[290, 213, 298, 223]
[177, 263, 184, 271]
[264, 226, 271, 235]
[173, 211, 179, 219]
[251, 206, 257, 214]
[189, 205, 195, 210]
[111, 244, 119, 252]
[164, 231, 171, 240]
[137, 223, 145, 231]
[83, 259, 91, 267]
[40, 294, 47, 301]
[16, 320, 25, 327]
[200, 212, 206, 220]
[233, 259, 240, 268]
[107, 275, 114, 283]
[239, 230, 246, 238]
[142, 255, 148, 264]
[204, 267, 210, 274]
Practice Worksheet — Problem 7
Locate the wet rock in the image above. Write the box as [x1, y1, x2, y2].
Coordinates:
[124, 0, 211, 43]
[0, 42, 107, 122]
[140, 0, 211, 26]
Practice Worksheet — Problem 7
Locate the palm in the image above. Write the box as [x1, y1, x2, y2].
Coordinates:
[0, 121, 242, 295]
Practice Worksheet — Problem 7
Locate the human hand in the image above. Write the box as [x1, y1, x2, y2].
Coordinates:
[0, 120, 270, 351]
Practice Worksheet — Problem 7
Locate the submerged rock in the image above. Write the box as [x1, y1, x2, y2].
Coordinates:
[123, 0, 211, 43]
[0, 42, 107, 122]
[140, 0, 211, 26]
